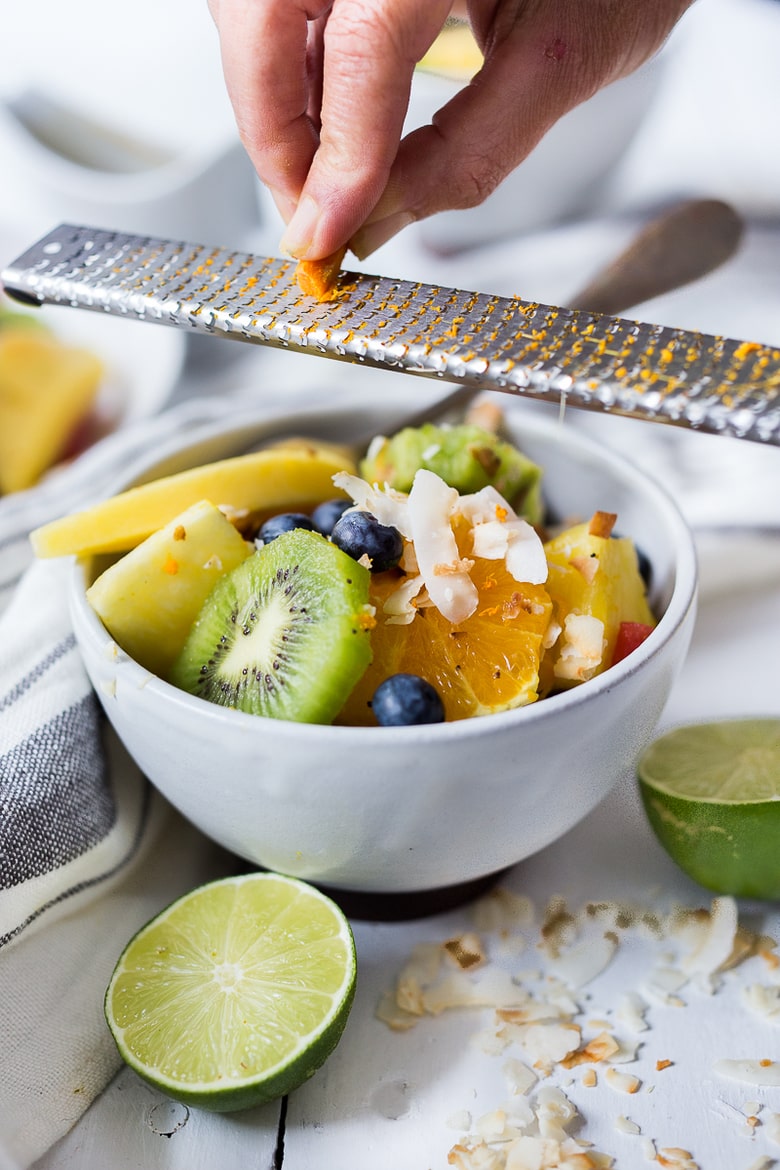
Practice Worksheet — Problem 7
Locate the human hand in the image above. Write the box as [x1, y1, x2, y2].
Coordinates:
[208, 0, 693, 261]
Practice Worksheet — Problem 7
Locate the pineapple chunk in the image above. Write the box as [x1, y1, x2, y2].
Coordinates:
[542, 517, 655, 689]
[31, 442, 356, 558]
[0, 328, 102, 493]
[86, 500, 253, 677]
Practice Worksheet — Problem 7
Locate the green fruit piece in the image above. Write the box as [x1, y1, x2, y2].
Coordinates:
[638, 719, 780, 899]
[360, 423, 543, 523]
[104, 872, 356, 1112]
[86, 500, 253, 678]
[170, 529, 373, 723]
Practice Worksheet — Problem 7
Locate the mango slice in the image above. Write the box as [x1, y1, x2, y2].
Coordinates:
[0, 329, 102, 494]
[87, 500, 254, 677]
[31, 442, 356, 558]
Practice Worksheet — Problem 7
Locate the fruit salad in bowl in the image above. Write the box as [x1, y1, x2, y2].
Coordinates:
[49, 401, 697, 896]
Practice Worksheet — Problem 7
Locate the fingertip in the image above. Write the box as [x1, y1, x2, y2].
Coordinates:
[278, 194, 321, 259]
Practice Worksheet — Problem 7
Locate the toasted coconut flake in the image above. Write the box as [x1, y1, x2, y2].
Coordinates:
[446, 1109, 473, 1132]
[383, 573, 425, 625]
[614, 1116, 641, 1135]
[743, 983, 780, 1022]
[570, 554, 600, 584]
[656, 1147, 699, 1169]
[332, 471, 412, 536]
[540, 898, 578, 956]
[765, 1112, 780, 1144]
[640, 1136, 657, 1162]
[422, 968, 527, 1015]
[536, 1085, 578, 1139]
[503, 1058, 538, 1096]
[408, 469, 478, 622]
[605, 1067, 641, 1094]
[743, 1157, 774, 1170]
[375, 988, 420, 1031]
[561, 1031, 620, 1069]
[447, 1138, 503, 1170]
[444, 933, 488, 971]
[553, 614, 604, 682]
[551, 934, 618, 989]
[471, 888, 535, 933]
[641, 966, 688, 1005]
[460, 485, 547, 584]
[588, 511, 617, 538]
[581, 1068, 598, 1088]
[713, 1059, 780, 1087]
[514, 1021, 582, 1071]
[617, 991, 649, 1033]
[475, 1108, 510, 1141]
[680, 897, 738, 982]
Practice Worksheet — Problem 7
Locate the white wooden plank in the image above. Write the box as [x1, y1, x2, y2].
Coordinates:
[32, 1067, 281, 1170]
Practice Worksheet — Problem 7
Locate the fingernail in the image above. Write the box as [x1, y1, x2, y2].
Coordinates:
[267, 187, 298, 225]
[279, 194, 320, 258]
[351, 211, 415, 260]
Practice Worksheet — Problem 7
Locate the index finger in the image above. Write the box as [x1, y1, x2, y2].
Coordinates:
[209, 0, 331, 211]
[279, 0, 453, 259]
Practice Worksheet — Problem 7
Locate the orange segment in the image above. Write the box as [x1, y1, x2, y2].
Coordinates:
[338, 543, 553, 725]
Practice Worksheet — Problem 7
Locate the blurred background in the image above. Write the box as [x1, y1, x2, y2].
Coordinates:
[0, 0, 779, 537]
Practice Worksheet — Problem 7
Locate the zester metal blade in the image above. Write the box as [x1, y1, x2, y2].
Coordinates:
[3, 223, 780, 445]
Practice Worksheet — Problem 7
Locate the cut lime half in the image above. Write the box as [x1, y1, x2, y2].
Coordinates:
[638, 718, 780, 900]
[105, 873, 356, 1112]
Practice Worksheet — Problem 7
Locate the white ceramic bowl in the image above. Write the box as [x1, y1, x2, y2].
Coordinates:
[70, 403, 697, 901]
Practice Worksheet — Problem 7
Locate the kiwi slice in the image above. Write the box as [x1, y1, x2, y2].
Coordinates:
[169, 529, 373, 724]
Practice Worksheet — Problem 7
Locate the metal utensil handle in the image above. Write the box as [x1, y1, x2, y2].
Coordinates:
[3, 223, 779, 445]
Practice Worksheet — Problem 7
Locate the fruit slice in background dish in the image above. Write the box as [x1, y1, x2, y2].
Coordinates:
[87, 500, 253, 678]
[638, 719, 780, 899]
[105, 873, 356, 1112]
[170, 529, 373, 723]
[338, 522, 552, 725]
[0, 326, 102, 494]
[31, 442, 355, 558]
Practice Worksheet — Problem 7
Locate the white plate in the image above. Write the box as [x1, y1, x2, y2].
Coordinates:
[1, 224, 186, 432]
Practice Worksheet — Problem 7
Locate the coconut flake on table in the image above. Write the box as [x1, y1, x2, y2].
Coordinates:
[548, 934, 619, 989]
[742, 982, 780, 1022]
[713, 1059, 780, 1087]
[679, 896, 740, 991]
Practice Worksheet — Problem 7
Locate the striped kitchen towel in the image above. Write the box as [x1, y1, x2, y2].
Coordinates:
[0, 395, 247, 1168]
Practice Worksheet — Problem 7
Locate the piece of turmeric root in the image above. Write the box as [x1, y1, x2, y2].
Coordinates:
[295, 246, 347, 301]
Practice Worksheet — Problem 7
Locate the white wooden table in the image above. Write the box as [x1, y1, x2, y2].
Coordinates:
[3, 0, 780, 1164]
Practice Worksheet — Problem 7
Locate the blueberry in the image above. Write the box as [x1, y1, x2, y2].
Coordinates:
[257, 512, 316, 544]
[311, 497, 353, 536]
[330, 510, 403, 572]
[372, 674, 445, 726]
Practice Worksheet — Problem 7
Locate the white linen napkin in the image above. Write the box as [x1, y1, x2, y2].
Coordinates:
[0, 396, 264, 1168]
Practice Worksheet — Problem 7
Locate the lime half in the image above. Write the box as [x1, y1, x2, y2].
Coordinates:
[105, 873, 356, 1112]
[638, 719, 780, 900]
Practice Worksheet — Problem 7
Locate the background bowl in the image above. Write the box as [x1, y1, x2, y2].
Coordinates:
[69, 402, 697, 898]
